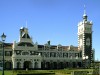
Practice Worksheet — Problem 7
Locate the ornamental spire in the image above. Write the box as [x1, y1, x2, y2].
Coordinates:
[84, 5, 86, 15]
[26, 21, 28, 28]
[83, 4, 88, 21]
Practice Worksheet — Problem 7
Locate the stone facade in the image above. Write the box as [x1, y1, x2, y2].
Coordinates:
[0, 12, 95, 70]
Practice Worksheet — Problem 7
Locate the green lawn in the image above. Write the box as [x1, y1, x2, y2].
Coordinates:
[0, 69, 95, 75]
[0, 70, 13, 75]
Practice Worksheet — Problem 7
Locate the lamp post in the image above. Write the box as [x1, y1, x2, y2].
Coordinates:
[1, 33, 6, 75]
[83, 56, 88, 68]
[99, 63, 100, 75]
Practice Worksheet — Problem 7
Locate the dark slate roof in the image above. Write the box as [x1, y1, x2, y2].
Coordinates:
[18, 42, 33, 47]
[0, 42, 12, 45]
[38, 45, 44, 48]
[4, 43, 13, 48]
[27, 34, 30, 38]
[50, 45, 57, 49]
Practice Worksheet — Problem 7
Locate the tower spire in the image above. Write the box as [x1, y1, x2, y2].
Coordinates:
[84, 5, 86, 15]
[26, 21, 28, 28]
[83, 4, 87, 21]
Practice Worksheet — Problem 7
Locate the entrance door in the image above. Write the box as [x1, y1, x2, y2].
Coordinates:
[23, 61, 31, 70]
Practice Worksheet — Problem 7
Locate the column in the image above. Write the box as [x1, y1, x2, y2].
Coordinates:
[32, 61, 34, 69]
[38, 61, 41, 69]
[20, 62, 23, 69]
[13, 60, 16, 69]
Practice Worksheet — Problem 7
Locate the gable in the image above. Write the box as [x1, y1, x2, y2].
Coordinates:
[22, 33, 30, 39]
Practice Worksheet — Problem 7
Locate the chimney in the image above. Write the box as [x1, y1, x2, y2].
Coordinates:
[47, 40, 50, 45]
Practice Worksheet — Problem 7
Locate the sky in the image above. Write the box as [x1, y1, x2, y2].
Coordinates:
[0, 0, 100, 60]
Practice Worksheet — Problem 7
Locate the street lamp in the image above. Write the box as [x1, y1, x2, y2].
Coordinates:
[83, 56, 88, 68]
[1, 33, 6, 75]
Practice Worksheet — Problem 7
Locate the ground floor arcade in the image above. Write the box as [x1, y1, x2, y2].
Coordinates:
[1, 61, 83, 70]
[41, 61, 82, 69]
[12, 54, 42, 70]
[0, 54, 83, 70]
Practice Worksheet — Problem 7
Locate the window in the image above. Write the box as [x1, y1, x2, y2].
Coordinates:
[58, 47, 62, 51]
[50, 52, 56, 57]
[42, 52, 46, 57]
[85, 27, 91, 31]
[5, 51, 10, 56]
[22, 51, 29, 55]
[69, 53, 75, 58]
[86, 38, 90, 46]
[80, 52, 82, 57]
[45, 52, 49, 57]
[45, 46, 49, 50]
[16, 50, 21, 55]
[0, 51, 2, 56]
[0, 44, 2, 48]
[56, 52, 62, 57]
[75, 53, 79, 58]
[63, 53, 68, 57]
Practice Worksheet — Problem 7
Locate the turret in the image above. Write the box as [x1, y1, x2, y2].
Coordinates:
[78, 7, 93, 68]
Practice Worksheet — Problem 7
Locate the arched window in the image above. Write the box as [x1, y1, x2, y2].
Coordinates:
[5, 62, 12, 69]
[5, 51, 10, 56]
[34, 62, 38, 69]
[17, 62, 21, 69]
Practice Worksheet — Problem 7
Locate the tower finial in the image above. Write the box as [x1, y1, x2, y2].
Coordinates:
[83, 4, 87, 21]
[26, 21, 28, 28]
[84, 4, 86, 15]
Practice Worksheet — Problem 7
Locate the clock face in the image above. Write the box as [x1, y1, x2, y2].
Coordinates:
[86, 38, 90, 46]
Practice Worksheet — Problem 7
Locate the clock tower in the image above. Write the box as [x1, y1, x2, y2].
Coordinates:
[78, 10, 93, 67]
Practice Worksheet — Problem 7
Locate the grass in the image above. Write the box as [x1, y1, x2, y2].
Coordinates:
[0, 69, 94, 75]
[0, 70, 13, 75]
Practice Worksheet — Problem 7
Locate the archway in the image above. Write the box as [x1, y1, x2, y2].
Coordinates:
[53, 62, 57, 69]
[41, 62, 45, 69]
[45, 62, 50, 69]
[34, 62, 38, 69]
[65, 62, 69, 68]
[23, 61, 32, 70]
[17, 62, 21, 69]
[77, 62, 82, 67]
[72, 62, 76, 68]
[57, 62, 63, 69]
[5, 62, 12, 70]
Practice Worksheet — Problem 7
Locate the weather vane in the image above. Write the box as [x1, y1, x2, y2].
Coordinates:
[84, 4, 86, 15]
